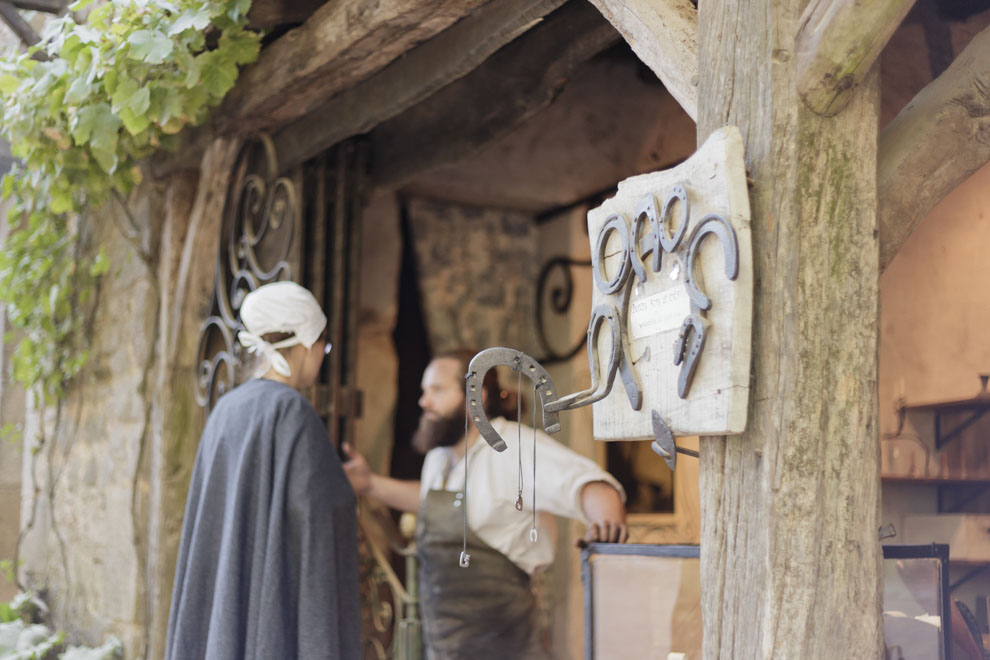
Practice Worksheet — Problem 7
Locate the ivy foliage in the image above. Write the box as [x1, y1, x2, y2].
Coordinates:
[0, 0, 260, 403]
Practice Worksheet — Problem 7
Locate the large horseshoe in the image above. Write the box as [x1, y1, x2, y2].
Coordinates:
[544, 303, 623, 413]
[684, 213, 739, 311]
[466, 348, 561, 452]
[673, 313, 710, 399]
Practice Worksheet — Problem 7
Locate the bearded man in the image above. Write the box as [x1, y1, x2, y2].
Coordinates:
[343, 348, 627, 660]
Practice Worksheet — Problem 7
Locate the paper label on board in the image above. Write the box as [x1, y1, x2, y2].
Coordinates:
[628, 287, 691, 340]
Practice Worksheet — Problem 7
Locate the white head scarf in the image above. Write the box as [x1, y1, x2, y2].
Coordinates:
[237, 281, 328, 377]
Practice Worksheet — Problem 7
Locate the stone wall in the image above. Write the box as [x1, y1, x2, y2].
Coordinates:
[0, 196, 23, 604]
[17, 185, 164, 655]
[12, 137, 238, 658]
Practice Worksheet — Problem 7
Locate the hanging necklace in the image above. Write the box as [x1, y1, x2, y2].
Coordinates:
[516, 368, 524, 511]
[530, 380, 538, 544]
[459, 374, 471, 568]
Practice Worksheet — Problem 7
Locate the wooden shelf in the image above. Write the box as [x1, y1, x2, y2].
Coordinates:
[882, 475, 990, 486]
[900, 393, 990, 413]
[897, 393, 990, 450]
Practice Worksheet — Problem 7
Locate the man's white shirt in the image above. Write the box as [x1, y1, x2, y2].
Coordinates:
[419, 417, 625, 575]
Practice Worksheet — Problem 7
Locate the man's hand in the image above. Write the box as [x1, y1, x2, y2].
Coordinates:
[578, 480, 628, 546]
[342, 442, 372, 496]
[341, 443, 422, 512]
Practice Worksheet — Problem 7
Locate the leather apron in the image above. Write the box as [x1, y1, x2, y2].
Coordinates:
[416, 489, 551, 660]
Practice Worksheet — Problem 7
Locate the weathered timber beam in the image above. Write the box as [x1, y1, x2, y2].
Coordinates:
[369, 1, 620, 189]
[586, 0, 698, 122]
[247, 0, 325, 29]
[216, 0, 490, 135]
[796, 0, 915, 116]
[272, 0, 568, 173]
[878, 21, 990, 271]
[11, 0, 61, 13]
[0, 2, 39, 47]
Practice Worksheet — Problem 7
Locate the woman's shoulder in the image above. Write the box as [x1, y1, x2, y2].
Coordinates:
[214, 378, 317, 419]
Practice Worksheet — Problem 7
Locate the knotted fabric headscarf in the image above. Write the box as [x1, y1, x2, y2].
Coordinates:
[237, 281, 328, 377]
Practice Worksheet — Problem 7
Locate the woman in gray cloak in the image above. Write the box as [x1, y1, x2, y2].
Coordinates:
[165, 281, 361, 660]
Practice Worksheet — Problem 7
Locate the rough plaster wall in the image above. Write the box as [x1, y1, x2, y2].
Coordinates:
[17, 187, 164, 655]
[354, 191, 401, 477]
[879, 160, 990, 432]
[879, 159, 990, 612]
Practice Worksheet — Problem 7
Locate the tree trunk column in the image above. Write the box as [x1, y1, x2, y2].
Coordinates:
[697, 2, 883, 658]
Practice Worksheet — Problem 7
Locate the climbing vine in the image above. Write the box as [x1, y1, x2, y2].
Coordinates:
[0, 0, 260, 403]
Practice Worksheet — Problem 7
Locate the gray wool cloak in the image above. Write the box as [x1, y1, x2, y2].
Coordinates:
[165, 378, 361, 660]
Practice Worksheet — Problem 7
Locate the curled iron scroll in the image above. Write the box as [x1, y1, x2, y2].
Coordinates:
[195, 134, 297, 412]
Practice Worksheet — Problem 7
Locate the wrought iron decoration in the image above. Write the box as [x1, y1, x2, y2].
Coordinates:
[467, 182, 739, 469]
[195, 135, 298, 412]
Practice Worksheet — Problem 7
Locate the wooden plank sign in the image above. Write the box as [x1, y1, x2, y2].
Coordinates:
[589, 126, 752, 440]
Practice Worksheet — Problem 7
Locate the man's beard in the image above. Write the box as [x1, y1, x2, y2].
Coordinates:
[412, 409, 465, 454]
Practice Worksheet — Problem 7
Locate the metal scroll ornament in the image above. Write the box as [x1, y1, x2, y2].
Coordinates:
[195, 135, 299, 412]
[467, 183, 739, 469]
[534, 257, 592, 364]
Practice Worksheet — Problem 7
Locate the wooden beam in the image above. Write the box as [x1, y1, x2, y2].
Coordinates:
[698, 0, 882, 657]
[272, 0, 567, 173]
[586, 0, 698, 122]
[10, 0, 61, 12]
[215, 0, 490, 135]
[247, 0, 325, 29]
[0, 2, 39, 47]
[368, 0, 619, 188]
[878, 21, 990, 271]
[796, 0, 915, 116]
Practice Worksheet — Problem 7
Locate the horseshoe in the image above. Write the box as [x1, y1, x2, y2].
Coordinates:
[592, 213, 632, 295]
[466, 348, 561, 452]
[544, 303, 623, 413]
[673, 313, 710, 399]
[659, 184, 690, 254]
[631, 194, 661, 281]
[684, 213, 739, 311]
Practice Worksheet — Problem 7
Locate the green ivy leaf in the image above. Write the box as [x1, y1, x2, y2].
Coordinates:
[64, 77, 92, 105]
[119, 107, 150, 136]
[127, 29, 173, 64]
[0, 0, 261, 403]
[222, 32, 261, 66]
[68, 0, 97, 12]
[168, 8, 212, 36]
[0, 73, 20, 94]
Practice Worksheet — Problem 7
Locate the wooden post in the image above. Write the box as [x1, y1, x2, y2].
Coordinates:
[697, 1, 883, 657]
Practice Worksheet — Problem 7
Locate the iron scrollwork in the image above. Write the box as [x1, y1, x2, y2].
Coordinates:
[534, 257, 592, 364]
[195, 134, 299, 412]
